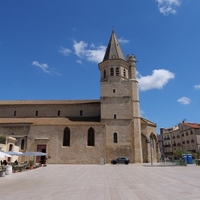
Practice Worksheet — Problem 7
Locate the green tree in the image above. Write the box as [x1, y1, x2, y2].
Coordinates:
[173, 149, 188, 159]
[0, 136, 6, 144]
[192, 152, 197, 159]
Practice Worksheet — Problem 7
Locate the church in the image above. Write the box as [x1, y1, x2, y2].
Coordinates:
[0, 30, 158, 164]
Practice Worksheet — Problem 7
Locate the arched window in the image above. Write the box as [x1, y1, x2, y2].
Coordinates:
[123, 69, 126, 77]
[35, 110, 38, 116]
[114, 114, 116, 119]
[88, 127, 95, 146]
[57, 110, 60, 116]
[113, 132, 118, 143]
[110, 67, 114, 76]
[63, 127, 70, 146]
[116, 67, 119, 76]
[103, 70, 106, 78]
[21, 139, 25, 150]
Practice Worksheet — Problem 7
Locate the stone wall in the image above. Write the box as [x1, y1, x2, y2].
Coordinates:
[0, 101, 100, 118]
[28, 124, 105, 164]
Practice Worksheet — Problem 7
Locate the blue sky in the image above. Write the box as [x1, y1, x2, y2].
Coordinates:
[0, 0, 200, 133]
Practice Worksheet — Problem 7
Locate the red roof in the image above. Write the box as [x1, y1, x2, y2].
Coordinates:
[182, 123, 200, 129]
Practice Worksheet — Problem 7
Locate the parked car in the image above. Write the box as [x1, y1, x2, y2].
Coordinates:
[111, 157, 130, 165]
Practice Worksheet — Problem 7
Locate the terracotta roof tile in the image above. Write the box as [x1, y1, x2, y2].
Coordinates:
[0, 117, 103, 126]
[182, 123, 200, 129]
[0, 100, 100, 105]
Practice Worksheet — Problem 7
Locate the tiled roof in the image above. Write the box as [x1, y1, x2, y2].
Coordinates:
[181, 123, 200, 129]
[0, 100, 100, 105]
[141, 117, 156, 127]
[0, 117, 102, 126]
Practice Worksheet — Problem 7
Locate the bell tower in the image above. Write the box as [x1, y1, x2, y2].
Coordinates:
[98, 30, 142, 163]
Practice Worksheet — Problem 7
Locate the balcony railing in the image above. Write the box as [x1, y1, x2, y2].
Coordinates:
[164, 144, 171, 147]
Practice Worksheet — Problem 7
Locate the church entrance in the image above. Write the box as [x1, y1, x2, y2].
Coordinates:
[36, 145, 46, 163]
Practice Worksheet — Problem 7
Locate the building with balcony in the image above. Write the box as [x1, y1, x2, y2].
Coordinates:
[160, 121, 200, 159]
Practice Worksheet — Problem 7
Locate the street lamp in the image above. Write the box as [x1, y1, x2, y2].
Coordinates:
[150, 137, 153, 166]
[147, 137, 153, 166]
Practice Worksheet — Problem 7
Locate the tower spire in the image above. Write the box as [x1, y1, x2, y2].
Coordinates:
[103, 30, 124, 61]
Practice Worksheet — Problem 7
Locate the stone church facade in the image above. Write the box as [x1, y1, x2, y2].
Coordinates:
[0, 30, 158, 164]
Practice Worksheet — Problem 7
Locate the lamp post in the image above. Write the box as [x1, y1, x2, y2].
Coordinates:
[150, 138, 153, 166]
[147, 138, 153, 166]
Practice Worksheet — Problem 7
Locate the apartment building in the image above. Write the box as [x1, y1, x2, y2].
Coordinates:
[159, 121, 200, 159]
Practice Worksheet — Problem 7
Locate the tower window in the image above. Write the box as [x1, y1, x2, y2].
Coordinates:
[113, 132, 118, 143]
[110, 67, 114, 76]
[116, 67, 119, 76]
[14, 111, 17, 116]
[57, 110, 60, 116]
[63, 127, 70, 146]
[123, 69, 126, 77]
[114, 114, 116, 119]
[103, 70, 106, 78]
[35, 110, 38, 116]
[80, 110, 83, 116]
[88, 127, 95, 146]
[113, 89, 115, 93]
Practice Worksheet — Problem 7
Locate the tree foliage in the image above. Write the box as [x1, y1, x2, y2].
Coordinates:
[0, 136, 6, 144]
[173, 149, 188, 159]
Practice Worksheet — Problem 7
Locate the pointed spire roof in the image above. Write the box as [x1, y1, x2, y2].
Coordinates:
[103, 30, 124, 61]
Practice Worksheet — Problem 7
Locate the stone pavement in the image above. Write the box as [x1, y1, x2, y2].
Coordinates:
[0, 164, 200, 200]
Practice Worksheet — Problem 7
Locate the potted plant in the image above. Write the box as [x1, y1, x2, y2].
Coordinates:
[0, 165, 6, 177]
[13, 165, 19, 173]
[29, 160, 34, 170]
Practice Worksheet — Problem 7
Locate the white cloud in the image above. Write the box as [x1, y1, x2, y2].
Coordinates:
[177, 97, 191, 105]
[73, 40, 106, 63]
[194, 85, 200, 90]
[138, 69, 175, 91]
[76, 60, 82, 64]
[140, 109, 145, 117]
[32, 61, 61, 75]
[155, 0, 182, 15]
[118, 38, 129, 44]
[60, 36, 129, 64]
[73, 40, 88, 57]
[59, 47, 72, 56]
[32, 61, 50, 74]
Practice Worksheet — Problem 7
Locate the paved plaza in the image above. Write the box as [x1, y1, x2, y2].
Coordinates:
[0, 164, 200, 200]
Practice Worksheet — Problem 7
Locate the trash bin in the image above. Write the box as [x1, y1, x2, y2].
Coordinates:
[100, 158, 104, 165]
[6, 165, 12, 175]
[187, 154, 193, 164]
